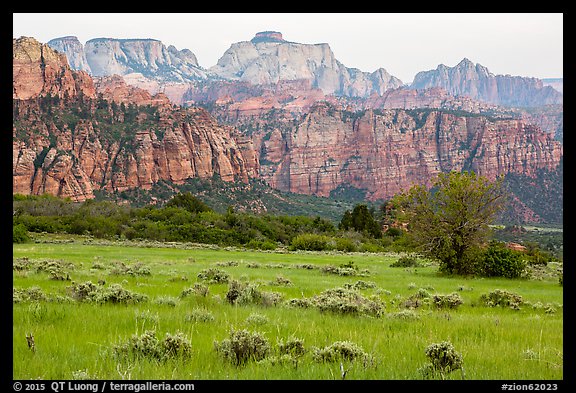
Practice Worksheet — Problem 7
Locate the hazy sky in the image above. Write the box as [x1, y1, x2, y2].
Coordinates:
[13, 13, 563, 84]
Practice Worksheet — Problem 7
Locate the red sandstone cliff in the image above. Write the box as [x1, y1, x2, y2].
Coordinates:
[250, 102, 563, 202]
[13, 37, 258, 202]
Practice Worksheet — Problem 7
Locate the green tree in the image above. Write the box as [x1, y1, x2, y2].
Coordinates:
[165, 192, 212, 214]
[339, 204, 381, 238]
[393, 171, 507, 275]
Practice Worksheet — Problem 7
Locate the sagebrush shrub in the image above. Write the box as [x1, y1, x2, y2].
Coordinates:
[13, 286, 47, 303]
[110, 261, 151, 276]
[311, 341, 371, 363]
[432, 293, 464, 309]
[311, 287, 384, 317]
[214, 329, 270, 366]
[390, 255, 421, 268]
[181, 283, 209, 298]
[114, 330, 192, 361]
[67, 281, 148, 304]
[225, 280, 282, 307]
[197, 268, 230, 284]
[277, 336, 306, 358]
[422, 341, 463, 378]
[185, 308, 215, 323]
[479, 289, 523, 310]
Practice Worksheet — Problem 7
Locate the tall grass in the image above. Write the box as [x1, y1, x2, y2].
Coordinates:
[13, 237, 562, 380]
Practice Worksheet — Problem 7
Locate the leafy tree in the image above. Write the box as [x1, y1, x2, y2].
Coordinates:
[393, 171, 507, 275]
[339, 204, 381, 238]
[165, 192, 212, 214]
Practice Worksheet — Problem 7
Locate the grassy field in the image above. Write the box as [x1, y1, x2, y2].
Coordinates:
[12, 235, 563, 380]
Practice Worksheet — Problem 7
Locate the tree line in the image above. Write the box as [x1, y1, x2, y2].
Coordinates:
[13, 171, 560, 277]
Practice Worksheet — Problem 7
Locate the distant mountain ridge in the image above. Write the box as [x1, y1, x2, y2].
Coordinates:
[410, 58, 562, 107]
[48, 32, 562, 109]
[48, 32, 404, 98]
[48, 36, 209, 82]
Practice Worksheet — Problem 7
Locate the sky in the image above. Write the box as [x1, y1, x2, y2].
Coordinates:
[13, 13, 563, 84]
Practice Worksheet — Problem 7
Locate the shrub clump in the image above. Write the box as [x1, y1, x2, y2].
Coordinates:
[277, 336, 307, 358]
[181, 283, 209, 298]
[432, 293, 464, 309]
[110, 261, 151, 276]
[113, 330, 192, 361]
[420, 341, 464, 379]
[320, 261, 370, 277]
[225, 280, 283, 307]
[289, 233, 332, 251]
[214, 329, 270, 366]
[310, 287, 384, 317]
[390, 255, 421, 268]
[67, 281, 148, 304]
[197, 268, 230, 284]
[311, 341, 372, 364]
[479, 242, 526, 278]
[13, 286, 48, 303]
[185, 308, 215, 323]
[13, 223, 30, 243]
[479, 289, 524, 310]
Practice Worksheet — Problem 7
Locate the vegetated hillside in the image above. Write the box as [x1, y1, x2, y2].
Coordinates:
[501, 158, 563, 225]
[94, 176, 367, 224]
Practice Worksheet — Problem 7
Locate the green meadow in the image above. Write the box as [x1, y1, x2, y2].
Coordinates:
[13, 236, 563, 380]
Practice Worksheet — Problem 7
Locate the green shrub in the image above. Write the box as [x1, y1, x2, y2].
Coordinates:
[479, 289, 524, 310]
[334, 237, 358, 252]
[197, 268, 230, 284]
[277, 336, 306, 358]
[480, 242, 526, 278]
[214, 329, 270, 366]
[289, 233, 332, 251]
[246, 239, 277, 250]
[421, 341, 463, 379]
[432, 293, 464, 309]
[13, 223, 30, 243]
[311, 341, 371, 363]
[311, 287, 384, 317]
[390, 255, 421, 268]
[114, 330, 192, 361]
[225, 280, 283, 307]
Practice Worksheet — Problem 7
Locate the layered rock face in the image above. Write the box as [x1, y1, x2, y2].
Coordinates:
[255, 102, 563, 201]
[48, 36, 208, 82]
[13, 36, 96, 100]
[13, 37, 258, 202]
[47, 36, 92, 73]
[411, 58, 563, 107]
[209, 32, 404, 98]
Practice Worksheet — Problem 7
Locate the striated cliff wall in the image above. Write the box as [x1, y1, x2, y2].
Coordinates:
[13, 36, 258, 202]
[254, 102, 563, 201]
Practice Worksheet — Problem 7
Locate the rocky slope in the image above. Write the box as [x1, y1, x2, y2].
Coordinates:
[13, 36, 96, 100]
[13, 36, 257, 202]
[411, 58, 563, 107]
